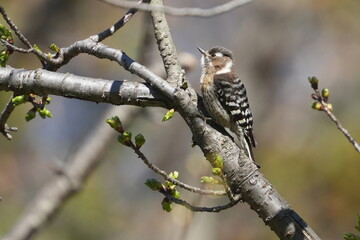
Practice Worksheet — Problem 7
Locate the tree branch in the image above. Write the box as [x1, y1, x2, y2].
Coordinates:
[166, 195, 241, 213]
[130, 136, 226, 196]
[166, 58, 322, 240]
[0, 2, 323, 239]
[149, 0, 183, 86]
[1, 106, 140, 240]
[96, 0, 151, 42]
[308, 77, 360, 153]
[0, 6, 32, 48]
[0, 94, 18, 140]
[0, 67, 169, 108]
[102, 0, 252, 17]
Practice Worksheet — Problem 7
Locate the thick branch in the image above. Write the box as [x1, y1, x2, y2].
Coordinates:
[172, 79, 321, 240]
[39, 39, 177, 99]
[0, 67, 169, 108]
[149, 0, 183, 86]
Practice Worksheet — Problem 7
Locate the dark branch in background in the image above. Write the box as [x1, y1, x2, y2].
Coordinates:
[102, 0, 252, 17]
[0, 67, 169, 108]
[308, 77, 360, 153]
[1, 106, 140, 240]
[96, 0, 151, 42]
[0, 93, 18, 140]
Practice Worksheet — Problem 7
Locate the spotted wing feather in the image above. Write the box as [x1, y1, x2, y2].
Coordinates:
[213, 73, 257, 148]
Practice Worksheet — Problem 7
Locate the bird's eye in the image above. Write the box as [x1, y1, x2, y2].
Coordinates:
[211, 53, 217, 57]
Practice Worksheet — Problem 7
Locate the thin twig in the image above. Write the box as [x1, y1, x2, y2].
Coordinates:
[0, 39, 33, 53]
[131, 143, 226, 196]
[165, 194, 241, 212]
[319, 98, 360, 152]
[102, 0, 252, 17]
[219, 173, 237, 202]
[0, 6, 32, 48]
[309, 77, 360, 153]
[96, 0, 151, 42]
[0, 94, 18, 140]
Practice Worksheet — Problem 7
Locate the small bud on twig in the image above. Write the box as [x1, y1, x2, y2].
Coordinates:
[312, 102, 322, 111]
[135, 134, 146, 148]
[308, 76, 319, 90]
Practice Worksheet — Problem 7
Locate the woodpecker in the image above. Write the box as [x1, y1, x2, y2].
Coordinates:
[198, 46, 257, 164]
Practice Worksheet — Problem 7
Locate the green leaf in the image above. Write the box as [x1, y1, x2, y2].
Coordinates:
[135, 134, 146, 148]
[0, 49, 9, 67]
[343, 215, 360, 240]
[172, 190, 180, 199]
[49, 43, 60, 52]
[38, 109, 46, 119]
[308, 76, 319, 89]
[200, 176, 221, 185]
[33, 44, 43, 53]
[211, 167, 222, 176]
[311, 102, 322, 111]
[343, 233, 360, 240]
[161, 198, 173, 212]
[11, 95, 28, 106]
[326, 103, 333, 112]
[169, 171, 179, 179]
[144, 178, 163, 191]
[117, 134, 130, 146]
[106, 116, 122, 130]
[25, 110, 36, 122]
[356, 214, 360, 232]
[214, 154, 224, 169]
[162, 109, 175, 122]
[46, 96, 52, 103]
[321, 88, 330, 98]
[0, 24, 12, 40]
[166, 171, 180, 188]
[37, 108, 52, 119]
[123, 131, 132, 141]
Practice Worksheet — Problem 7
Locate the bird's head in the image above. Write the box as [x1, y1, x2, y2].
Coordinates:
[197, 46, 234, 74]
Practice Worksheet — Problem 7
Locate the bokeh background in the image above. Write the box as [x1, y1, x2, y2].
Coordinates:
[1, 0, 360, 239]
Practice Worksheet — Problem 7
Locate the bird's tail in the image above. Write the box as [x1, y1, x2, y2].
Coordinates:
[235, 130, 260, 168]
[244, 135, 260, 168]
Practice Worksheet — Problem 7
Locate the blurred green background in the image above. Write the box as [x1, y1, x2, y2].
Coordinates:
[0, 0, 359, 239]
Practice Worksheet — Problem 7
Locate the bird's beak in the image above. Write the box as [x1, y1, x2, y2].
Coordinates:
[197, 47, 206, 55]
